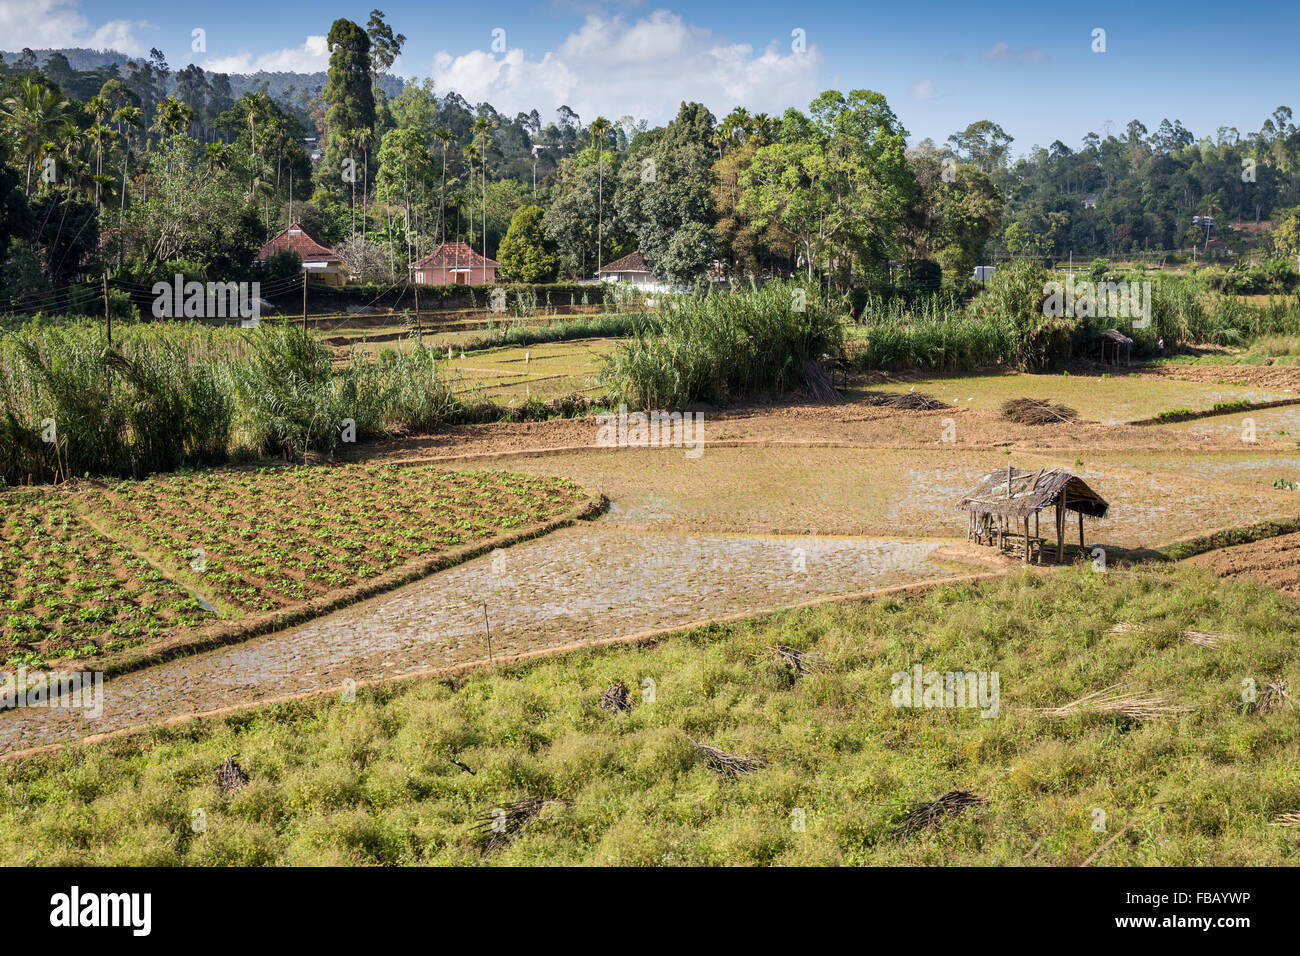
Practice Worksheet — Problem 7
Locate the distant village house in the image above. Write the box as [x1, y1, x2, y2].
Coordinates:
[597, 251, 654, 286]
[411, 242, 500, 285]
[256, 224, 346, 286]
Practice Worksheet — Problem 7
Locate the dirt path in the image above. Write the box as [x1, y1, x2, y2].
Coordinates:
[338, 400, 1300, 466]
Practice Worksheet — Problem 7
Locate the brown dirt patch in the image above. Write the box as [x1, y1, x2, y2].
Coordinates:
[1187, 532, 1300, 598]
[1147, 364, 1300, 392]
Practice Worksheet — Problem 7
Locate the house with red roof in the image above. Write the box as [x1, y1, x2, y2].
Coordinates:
[410, 241, 500, 285]
[256, 224, 347, 286]
[597, 251, 654, 285]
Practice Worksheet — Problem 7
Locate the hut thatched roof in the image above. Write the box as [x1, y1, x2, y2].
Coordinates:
[957, 466, 1109, 520]
[1096, 328, 1134, 346]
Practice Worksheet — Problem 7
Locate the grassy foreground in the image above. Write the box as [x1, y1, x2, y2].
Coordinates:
[3, 565, 1299, 865]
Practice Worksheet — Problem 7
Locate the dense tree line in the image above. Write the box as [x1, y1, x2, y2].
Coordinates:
[3, 13, 1300, 310]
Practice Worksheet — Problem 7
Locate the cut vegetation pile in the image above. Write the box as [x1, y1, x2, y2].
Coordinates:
[861, 390, 948, 411]
[1036, 684, 1194, 721]
[5, 565, 1299, 865]
[1000, 397, 1080, 425]
[894, 790, 986, 839]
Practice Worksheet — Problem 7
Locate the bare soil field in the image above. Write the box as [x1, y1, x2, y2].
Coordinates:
[1189, 531, 1300, 597]
[855, 370, 1292, 423]
[8, 373, 1300, 756]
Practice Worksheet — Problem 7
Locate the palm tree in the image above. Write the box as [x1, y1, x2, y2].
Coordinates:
[203, 142, 229, 176]
[152, 96, 195, 138]
[238, 92, 274, 160]
[0, 78, 74, 192]
[87, 94, 112, 211]
[58, 127, 97, 201]
[462, 141, 479, 248]
[589, 116, 612, 273]
[472, 116, 495, 257]
[113, 105, 144, 264]
[433, 126, 454, 245]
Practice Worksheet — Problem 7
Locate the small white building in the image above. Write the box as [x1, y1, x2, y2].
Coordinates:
[597, 251, 655, 285]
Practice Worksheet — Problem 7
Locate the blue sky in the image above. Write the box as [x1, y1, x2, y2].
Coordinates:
[7, 0, 1298, 155]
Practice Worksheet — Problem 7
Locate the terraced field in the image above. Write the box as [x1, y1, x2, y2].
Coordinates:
[857, 372, 1292, 424]
[502, 445, 1298, 547]
[2, 466, 590, 670]
[0, 493, 212, 667]
[441, 338, 615, 402]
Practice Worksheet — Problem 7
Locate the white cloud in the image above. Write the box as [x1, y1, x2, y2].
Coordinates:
[0, 0, 150, 56]
[202, 35, 330, 74]
[911, 79, 935, 101]
[982, 41, 1047, 65]
[430, 9, 822, 123]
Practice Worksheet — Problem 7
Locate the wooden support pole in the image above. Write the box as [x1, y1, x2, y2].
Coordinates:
[1023, 517, 1030, 564]
[1056, 499, 1064, 562]
[1079, 511, 1085, 548]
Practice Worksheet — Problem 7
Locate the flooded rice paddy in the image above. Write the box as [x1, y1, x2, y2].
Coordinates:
[0, 522, 955, 752]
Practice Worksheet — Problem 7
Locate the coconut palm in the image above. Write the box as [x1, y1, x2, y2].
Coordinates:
[433, 126, 454, 244]
[113, 105, 144, 263]
[589, 116, 612, 272]
[0, 77, 74, 192]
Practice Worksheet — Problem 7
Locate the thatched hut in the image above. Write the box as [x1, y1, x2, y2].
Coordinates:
[1093, 328, 1134, 366]
[957, 466, 1109, 563]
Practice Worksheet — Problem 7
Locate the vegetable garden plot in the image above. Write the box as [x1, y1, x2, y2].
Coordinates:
[1, 492, 211, 666]
[79, 465, 588, 616]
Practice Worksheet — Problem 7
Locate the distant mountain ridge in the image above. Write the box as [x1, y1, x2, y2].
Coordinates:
[0, 47, 405, 101]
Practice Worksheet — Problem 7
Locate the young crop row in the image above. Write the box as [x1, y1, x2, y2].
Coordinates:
[0, 492, 212, 667]
[83, 465, 587, 615]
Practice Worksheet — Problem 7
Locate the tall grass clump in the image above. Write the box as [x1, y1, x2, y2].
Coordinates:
[967, 259, 1080, 371]
[1, 323, 237, 482]
[0, 321, 473, 484]
[851, 294, 1012, 372]
[371, 339, 461, 434]
[850, 262, 1072, 373]
[600, 281, 844, 408]
[229, 325, 338, 461]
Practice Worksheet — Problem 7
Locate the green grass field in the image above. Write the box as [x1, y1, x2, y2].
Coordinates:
[5, 565, 1297, 865]
[441, 338, 616, 402]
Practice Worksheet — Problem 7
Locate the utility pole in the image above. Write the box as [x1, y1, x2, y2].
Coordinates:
[413, 279, 421, 336]
[102, 272, 111, 345]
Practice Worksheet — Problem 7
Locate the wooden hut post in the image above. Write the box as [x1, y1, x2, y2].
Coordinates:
[1079, 510, 1085, 548]
[1023, 517, 1030, 563]
[1055, 498, 1064, 562]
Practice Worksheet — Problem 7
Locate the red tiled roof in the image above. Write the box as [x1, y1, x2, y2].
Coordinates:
[411, 241, 500, 269]
[257, 224, 338, 262]
[598, 251, 648, 274]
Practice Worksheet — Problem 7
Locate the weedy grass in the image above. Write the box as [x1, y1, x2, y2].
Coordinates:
[3, 565, 1298, 865]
